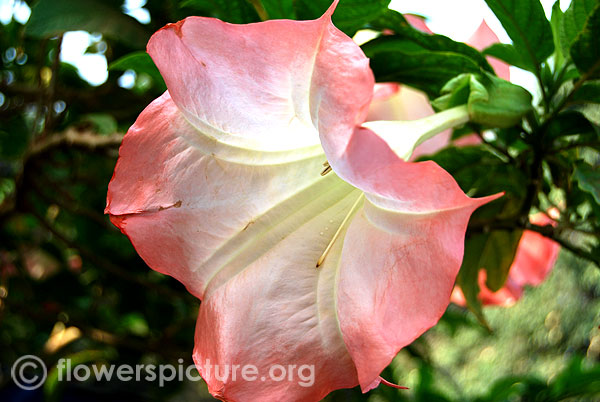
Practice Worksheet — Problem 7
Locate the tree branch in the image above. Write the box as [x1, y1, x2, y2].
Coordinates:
[27, 128, 124, 156]
[469, 219, 599, 267]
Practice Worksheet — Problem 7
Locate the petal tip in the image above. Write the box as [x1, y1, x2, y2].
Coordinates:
[474, 191, 504, 207]
[147, 18, 189, 57]
[161, 19, 185, 38]
[379, 376, 409, 390]
[362, 376, 409, 393]
[323, 0, 340, 19]
[108, 214, 127, 234]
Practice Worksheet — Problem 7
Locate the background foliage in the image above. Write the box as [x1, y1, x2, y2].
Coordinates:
[0, 0, 599, 400]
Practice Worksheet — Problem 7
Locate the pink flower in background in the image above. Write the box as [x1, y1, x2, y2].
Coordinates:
[506, 212, 561, 287]
[451, 212, 561, 307]
[106, 2, 500, 400]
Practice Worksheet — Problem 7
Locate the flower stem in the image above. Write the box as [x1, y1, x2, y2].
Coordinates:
[409, 105, 470, 146]
[362, 105, 470, 161]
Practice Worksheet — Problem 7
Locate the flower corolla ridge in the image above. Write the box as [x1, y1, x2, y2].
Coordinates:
[105, 1, 502, 401]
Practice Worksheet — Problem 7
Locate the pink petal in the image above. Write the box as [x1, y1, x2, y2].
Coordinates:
[477, 270, 522, 306]
[147, 1, 373, 154]
[509, 213, 560, 287]
[450, 270, 522, 307]
[467, 21, 510, 80]
[404, 14, 433, 34]
[106, 92, 335, 299]
[107, 92, 360, 400]
[327, 126, 501, 389]
[453, 134, 482, 147]
[192, 190, 363, 401]
[367, 85, 437, 122]
[371, 83, 400, 102]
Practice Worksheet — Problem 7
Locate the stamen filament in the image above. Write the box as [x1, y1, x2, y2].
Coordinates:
[316, 193, 364, 268]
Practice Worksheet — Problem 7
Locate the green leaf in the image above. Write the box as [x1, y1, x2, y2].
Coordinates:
[259, 0, 296, 19]
[427, 145, 500, 172]
[456, 233, 488, 325]
[0, 116, 30, 160]
[457, 229, 522, 325]
[369, 10, 494, 73]
[431, 74, 473, 111]
[484, 43, 536, 72]
[109, 51, 166, 92]
[484, 0, 554, 71]
[480, 230, 524, 291]
[25, 0, 149, 48]
[559, 0, 599, 58]
[573, 162, 600, 204]
[478, 356, 600, 401]
[548, 356, 600, 399]
[44, 349, 118, 402]
[362, 9, 496, 96]
[551, 0, 566, 67]
[571, 80, 600, 103]
[546, 110, 596, 141]
[120, 312, 150, 336]
[570, 2, 600, 78]
[363, 38, 483, 97]
[574, 103, 600, 125]
[479, 376, 548, 401]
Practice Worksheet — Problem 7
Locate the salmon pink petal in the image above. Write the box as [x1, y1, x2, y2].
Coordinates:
[468, 21, 510, 80]
[107, 92, 361, 400]
[451, 270, 522, 307]
[338, 193, 496, 390]
[193, 188, 363, 401]
[147, 0, 373, 155]
[367, 86, 436, 122]
[106, 92, 339, 299]
[478, 270, 522, 306]
[405, 14, 433, 34]
[107, 94, 499, 402]
[371, 83, 400, 102]
[325, 126, 501, 389]
[453, 134, 482, 146]
[509, 213, 560, 287]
